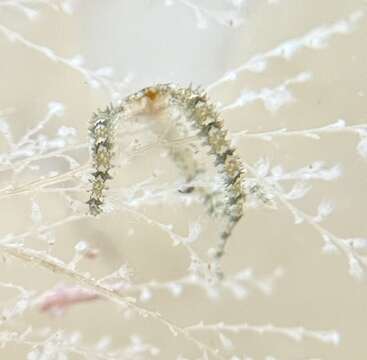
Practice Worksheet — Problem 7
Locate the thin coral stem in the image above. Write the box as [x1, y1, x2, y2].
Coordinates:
[0, 243, 227, 360]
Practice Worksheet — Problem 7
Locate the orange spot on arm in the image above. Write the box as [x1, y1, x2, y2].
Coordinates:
[145, 88, 158, 101]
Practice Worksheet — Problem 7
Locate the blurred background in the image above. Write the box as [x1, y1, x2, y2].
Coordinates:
[0, 0, 366, 359]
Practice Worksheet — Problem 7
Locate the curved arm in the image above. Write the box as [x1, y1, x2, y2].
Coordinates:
[87, 84, 246, 276]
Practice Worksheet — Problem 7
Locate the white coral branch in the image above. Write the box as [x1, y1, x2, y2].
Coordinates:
[185, 322, 340, 345]
[207, 10, 364, 90]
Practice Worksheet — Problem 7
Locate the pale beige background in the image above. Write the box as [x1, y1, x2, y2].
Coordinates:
[0, 0, 366, 359]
